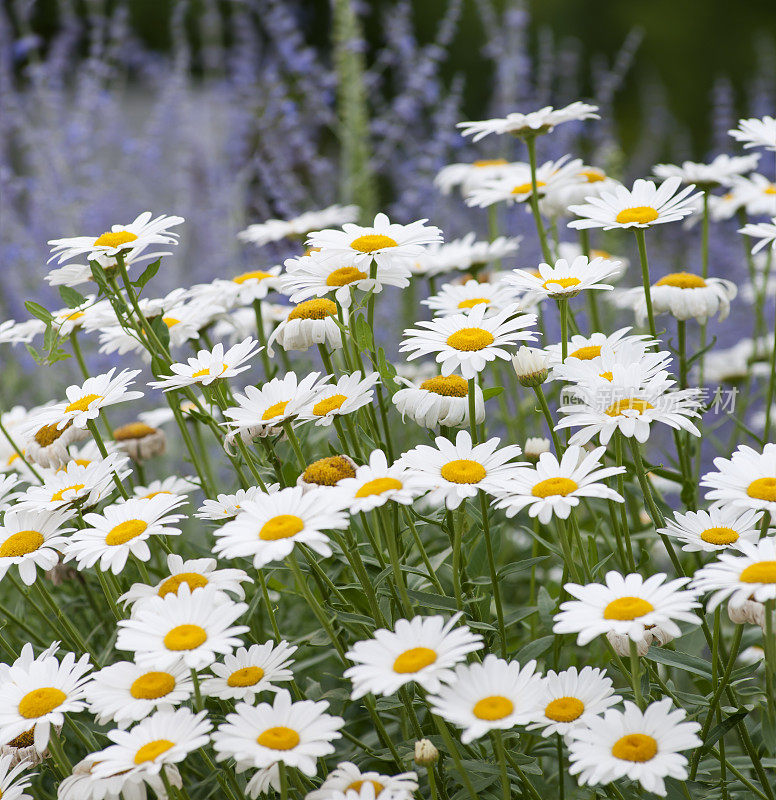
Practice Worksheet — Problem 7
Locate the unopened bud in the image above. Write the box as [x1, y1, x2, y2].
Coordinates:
[414, 738, 439, 766]
[512, 346, 549, 387]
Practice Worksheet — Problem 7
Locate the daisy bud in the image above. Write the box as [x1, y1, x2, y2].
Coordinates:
[113, 422, 167, 461]
[414, 738, 439, 766]
[512, 346, 548, 387]
[727, 599, 765, 628]
[523, 437, 551, 463]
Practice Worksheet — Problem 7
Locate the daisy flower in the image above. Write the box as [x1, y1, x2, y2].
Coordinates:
[299, 455, 358, 489]
[567, 699, 701, 797]
[189, 267, 282, 308]
[426, 654, 543, 744]
[149, 338, 262, 391]
[200, 641, 297, 702]
[540, 170, 623, 219]
[115, 584, 249, 670]
[90, 708, 211, 780]
[132, 475, 198, 501]
[112, 421, 167, 462]
[399, 430, 526, 510]
[307, 213, 442, 274]
[57, 756, 176, 800]
[212, 486, 348, 569]
[0, 755, 34, 800]
[653, 153, 760, 187]
[457, 102, 599, 141]
[400, 304, 536, 379]
[266, 299, 343, 356]
[544, 327, 655, 370]
[740, 216, 776, 254]
[553, 571, 701, 649]
[119, 554, 251, 608]
[568, 177, 701, 230]
[50, 295, 98, 337]
[434, 159, 517, 195]
[0, 320, 44, 346]
[306, 762, 418, 800]
[332, 449, 425, 514]
[0, 508, 74, 586]
[344, 612, 483, 699]
[195, 486, 266, 520]
[392, 373, 485, 429]
[212, 690, 343, 775]
[413, 234, 521, 277]
[527, 666, 621, 739]
[551, 341, 670, 389]
[701, 443, 776, 514]
[0, 643, 92, 752]
[297, 371, 379, 426]
[658, 507, 762, 554]
[491, 445, 625, 524]
[85, 660, 193, 728]
[422, 279, 522, 318]
[63, 495, 187, 575]
[729, 115, 776, 151]
[237, 205, 359, 246]
[505, 255, 621, 300]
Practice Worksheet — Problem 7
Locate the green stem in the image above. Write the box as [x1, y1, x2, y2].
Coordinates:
[634, 228, 657, 340]
[468, 378, 479, 443]
[532, 385, 562, 453]
[480, 490, 506, 655]
[524, 135, 553, 263]
[493, 731, 512, 800]
[629, 638, 644, 709]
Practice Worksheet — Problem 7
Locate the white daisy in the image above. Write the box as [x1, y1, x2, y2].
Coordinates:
[200, 641, 297, 701]
[729, 115, 776, 151]
[0, 508, 74, 586]
[544, 327, 655, 370]
[298, 455, 358, 490]
[115, 584, 248, 670]
[212, 486, 348, 569]
[189, 267, 282, 308]
[344, 612, 483, 699]
[435, 159, 517, 195]
[422, 279, 522, 318]
[527, 666, 621, 739]
[195, 486, 267, 520]
[701, 443, 776, 514]
[553, 571, 701, 648]
[0, 320, 44, 346]
[412, 234, 521, 277]
[212, 689, 343, 775]
[132, 476, 198, 501]
[57, 755, 176, 800]
[568, 177, 701, 230]
[551, 341, 670, 389]
[740, 216, 776, 254]
[540, 170, 623, 218]
[427, 654, 543, 744]
[658, 507, 762, 554]
[0, 754, 34, 800]
[297, 371, 379, 426]
[238, 205, 359, 246]
[266, 299, 344, 356]
[50, 295, 98, 337]
[400, 304, 536, 379]
[457, 102, 599, 141]
[653, 153, 760, 186]
[85, 660, 193, 728]
[392, 373, 485, 429]
[305, 762, 418, 800]
[567, 698, 701, 797]
[492, 445, 625, 524]
[505, 255, 621, 300]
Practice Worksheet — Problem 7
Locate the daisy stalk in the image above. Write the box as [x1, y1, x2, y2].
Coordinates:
[524, 135, 554, 263]
[633, 228, 658, 339]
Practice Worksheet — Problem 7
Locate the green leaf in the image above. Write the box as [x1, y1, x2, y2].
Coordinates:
[89, 260, 111, 294]
[497, 556, 549, 579]
[482, 386, 504, 401]
[699, 710, 748, 756]
[58, 286, 86, 308]
[149, 314, 171, 351]
[24, 301, 53, 323]
[132, 258, 161, 290]
[644, 646, 713, 680]
[405, 589, 459, 612]
[515, 635, 554, 663]
[355, 315, 374, 351]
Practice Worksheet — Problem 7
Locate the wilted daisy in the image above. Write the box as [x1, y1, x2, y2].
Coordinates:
[267, 299, 343, 356]
[212, 690, 343, 774]
[413, 234, 521, 277]
[63, 495, 186, 575]
[740, 216, 776, 254]
[653, 153, 760, 187]
[492, 446, 625, 524]
[505, 255, 621, 300]
[553, 571, 701, 650]
[298, 372, 379, 427]
[568, 177, 701, 230]
[422, 278, 521, 318]
[427, 654, 543, 744]
[392, 374, 485, 429]
[659, 507, 762, 554]
[729, 115, 776, 151]
[527, 666, 621, 739]
[120, 554, 250, 608]
[701, 443, 776, 514]
[399, 430, 526, 510]
[400, 304, 536, 379]
[85, 660, 193, 728]
[149, 338, 262, 391]
[344, 612, 483, 699]
[306, 761, 418, 800]
[0, 508, 73, 586]
[115, 584, 248, 670]
[201, 641, 297, 702]
[457, 101, 599, 141]
[195, 486, 266, 520]
[567, 699, 701, 797]
[238, 205, 359, 246]
[0, 755, 34, 800]
[0, 643, 92, 752]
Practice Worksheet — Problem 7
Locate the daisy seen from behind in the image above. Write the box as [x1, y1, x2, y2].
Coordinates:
[729, 115, 776, 151]
[392, 373, 485, 429]
[457, 102, 599, 141]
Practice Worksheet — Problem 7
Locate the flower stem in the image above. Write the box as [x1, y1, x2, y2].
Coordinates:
[468, 378, 479, 443]
[629, 638, 645, 709]
[634, 228, 657, 340]
[524, 135, 553, 263]
[480, 490, 506, 655]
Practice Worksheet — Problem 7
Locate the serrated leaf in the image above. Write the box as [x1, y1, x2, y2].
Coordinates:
[24, 301, 53, 323]
[58, 286, 86, 308]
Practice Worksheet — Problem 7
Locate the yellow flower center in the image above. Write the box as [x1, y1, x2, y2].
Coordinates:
[7, 730, 35, 749]
[605, 398, 654, 417]
[114, 422, 157, 441]
[312, 394, 348, 416]
[288, 299, 338, 320]
[446, 327, 495, 351]
[350, 234, 398, 253]
[347, 781, 385, 796]
[472, 695, 515, 721]
[105, 519, 148, 546]
[599, 371, 614, 381]
[326, 266, 368, 286]
[256, 726, 301, 750]
[700, 527, 739, 545]
[580, 168, 605, 183]
[512, 181, 545, 194]
[440, 459, 486, 484]
[615, 206, 659, 225]
[544, 696, 585, 722]
[302, 456, 356, 486]
[51, 484, 85, 502]
[739, 561, 776, 583]
[764, 185, 776, 195]
[474, 159, 508, 167]
[134, 739, 174, 765]
[569, 345, 601, 360]
[158, 573, 209, 597]
[233, 270, 273, 284]
[420, 375, 469, 397]
[64, 393, 102, 414]
[130, 672, 176, 700]
[162, 317, 180, 328]
[747, 477, 776, 501]
[611, 733, 658, 762]
[655, 272, 707, 289]
[604, 596, 655, 620]
[531, 477, 579, 498]
[591, 249, 612, 259]
[18, 687, 66, 719]
[393, 646, 438, 673]
[262, 400, 290, 421]
[93, 230, 138, 248]
[144, 490, 173, 499]
[0, 530, 45, 558]
[227, 666, 265, 687]
[457, 297, 491, 309]
[163, 624, 207, 651]
[542, 276, 581, 292]
[259, 514, 305, 541]
[355, 477, 403, 498]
